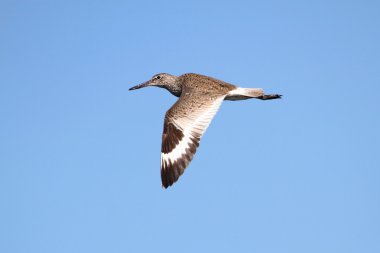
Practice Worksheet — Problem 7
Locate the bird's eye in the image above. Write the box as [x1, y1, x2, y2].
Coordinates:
[156, 76, 161, 79]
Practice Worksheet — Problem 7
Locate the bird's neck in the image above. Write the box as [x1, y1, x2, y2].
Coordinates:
[163, 81, 182, 97]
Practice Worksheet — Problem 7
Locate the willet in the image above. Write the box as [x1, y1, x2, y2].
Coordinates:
[129, 73, 281, 188]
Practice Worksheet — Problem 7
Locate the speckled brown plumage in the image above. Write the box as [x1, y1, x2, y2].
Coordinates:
[129, 73, 281, 188]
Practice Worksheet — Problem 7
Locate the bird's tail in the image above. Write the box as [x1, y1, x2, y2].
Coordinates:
[225, 87, 264, 100]
[225, 87, 281, 101]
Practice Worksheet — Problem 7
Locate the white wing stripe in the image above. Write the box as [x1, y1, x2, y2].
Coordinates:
[161, 132, 193, 168]
[161, 96, 225, 168]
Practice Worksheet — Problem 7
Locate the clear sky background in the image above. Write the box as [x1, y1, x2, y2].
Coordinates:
[1, 1, 379, 252]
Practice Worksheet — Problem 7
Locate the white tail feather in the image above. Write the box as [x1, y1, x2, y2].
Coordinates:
[225, 87, 264, 101]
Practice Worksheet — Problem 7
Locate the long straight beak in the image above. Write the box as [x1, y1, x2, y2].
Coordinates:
[129, 80, 152, 91]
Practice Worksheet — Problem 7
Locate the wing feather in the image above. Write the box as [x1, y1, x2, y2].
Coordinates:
[160, 91, 225, 188]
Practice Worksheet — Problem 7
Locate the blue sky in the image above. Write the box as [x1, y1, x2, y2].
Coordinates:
[1, 0, 379, 252]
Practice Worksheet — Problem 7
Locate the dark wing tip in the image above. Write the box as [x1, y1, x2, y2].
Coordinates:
[161, 136, 200, 189]
[161, 160, 186, 189]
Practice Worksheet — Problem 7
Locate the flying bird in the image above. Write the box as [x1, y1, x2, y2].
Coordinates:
[129, 73, 281, 188]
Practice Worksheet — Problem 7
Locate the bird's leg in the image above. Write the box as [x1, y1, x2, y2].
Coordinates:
[257, 94, 282, 100]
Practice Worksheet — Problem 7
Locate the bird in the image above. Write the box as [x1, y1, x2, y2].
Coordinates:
[129, 73, 281, 188]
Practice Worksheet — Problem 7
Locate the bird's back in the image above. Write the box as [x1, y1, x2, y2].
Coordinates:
[179, 73, 236, 96]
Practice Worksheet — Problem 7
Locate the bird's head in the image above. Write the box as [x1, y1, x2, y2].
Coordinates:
[129, 73, 178, 91]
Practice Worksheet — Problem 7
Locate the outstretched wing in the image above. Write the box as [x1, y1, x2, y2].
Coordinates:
[160, 88, 225, 188]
